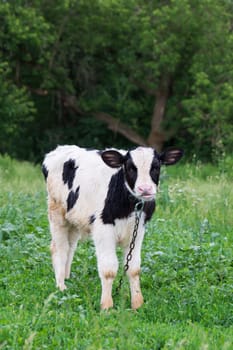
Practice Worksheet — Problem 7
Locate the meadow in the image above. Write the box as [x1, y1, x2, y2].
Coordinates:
[0, 154, 232, 349]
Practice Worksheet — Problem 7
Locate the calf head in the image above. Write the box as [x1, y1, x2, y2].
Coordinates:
[101, 147, 183, 201]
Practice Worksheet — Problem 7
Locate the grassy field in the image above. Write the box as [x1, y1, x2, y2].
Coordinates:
[0, 154, 232, 349]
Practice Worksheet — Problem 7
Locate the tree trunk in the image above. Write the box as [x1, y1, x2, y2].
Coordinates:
[147, 75, 171, 151]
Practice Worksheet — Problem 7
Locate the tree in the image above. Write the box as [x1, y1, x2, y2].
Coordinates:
[0, 0, 53, 158]
[0, 61, 35, 156]
[0, 0, 232, 161]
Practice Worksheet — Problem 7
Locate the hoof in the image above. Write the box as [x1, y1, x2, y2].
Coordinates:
[131, 293, 144, 310]
[101, 297, 113, 310]
[57, 282, 67, 292]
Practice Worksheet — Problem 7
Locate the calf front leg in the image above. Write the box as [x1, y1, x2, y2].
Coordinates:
[124, 224, 145, 309]
[93, 225, 118, 310]
[127, 269, 143, 310]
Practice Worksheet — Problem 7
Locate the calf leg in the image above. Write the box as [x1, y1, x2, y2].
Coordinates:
[50, 222, 69, 291]
[93, 225, 118, 310]
[48, 198, 69, 291]
[124, 225, 145, 309]
[65, 230, 79, 279]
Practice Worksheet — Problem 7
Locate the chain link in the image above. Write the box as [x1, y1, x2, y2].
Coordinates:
[115, 200, 145, 295]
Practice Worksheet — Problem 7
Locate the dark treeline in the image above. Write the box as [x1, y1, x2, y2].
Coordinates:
[0, 0, 233, 163]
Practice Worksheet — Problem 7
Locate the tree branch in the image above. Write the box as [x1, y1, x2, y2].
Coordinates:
[27, 87, 49, 96]
[28, 89, 148, 147]
[61, 94, 147, 146]
[93, 112, 148, 146]
[129, 77, 157, 96]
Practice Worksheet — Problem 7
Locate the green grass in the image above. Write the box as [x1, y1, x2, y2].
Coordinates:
[0, 156, 232, 349]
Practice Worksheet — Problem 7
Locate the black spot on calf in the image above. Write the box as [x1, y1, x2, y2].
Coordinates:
[89, 215, 96, 224]
[101, 169, 156, 225]
[42, 164, 48, 180]
[62, 159, 78, 189]
[67, 186, 80, 211]
[144, 201, 156, 222]
[102, 170, 136, 224]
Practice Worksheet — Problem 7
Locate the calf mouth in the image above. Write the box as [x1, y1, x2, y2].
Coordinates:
[125, 182, 155, 201]
[138, 193, 155, 201]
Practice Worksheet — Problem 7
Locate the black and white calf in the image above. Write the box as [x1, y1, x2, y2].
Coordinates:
[42, 145, 183, 309]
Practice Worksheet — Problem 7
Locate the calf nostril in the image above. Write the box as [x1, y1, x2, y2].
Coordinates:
[138, 185, 153, 194]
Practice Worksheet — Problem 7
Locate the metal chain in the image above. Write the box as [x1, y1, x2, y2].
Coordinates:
[115, 200, 145, 295]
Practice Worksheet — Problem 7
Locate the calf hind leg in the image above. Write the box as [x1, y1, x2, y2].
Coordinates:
[50, 222, 70, 291]
[48, 198, 70, 291]
[65, 230, 79, 279]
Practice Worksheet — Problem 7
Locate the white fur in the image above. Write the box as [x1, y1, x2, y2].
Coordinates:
[43, 145, 156, 309]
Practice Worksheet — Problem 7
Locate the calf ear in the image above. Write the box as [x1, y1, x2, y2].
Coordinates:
[160, 148, 183, 165]
[101, 150, 125, 168]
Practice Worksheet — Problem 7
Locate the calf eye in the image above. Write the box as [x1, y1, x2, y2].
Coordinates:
[125, 161, 137, 175]
[127, 163, 137, 174]
[124, 158, 138, 190]
[150, 165, 160, 183]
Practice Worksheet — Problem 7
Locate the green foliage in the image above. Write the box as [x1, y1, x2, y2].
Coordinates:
[0, 0, 232, 161]
[0, 154, 43, 192]
[0, 1, 53, 158]
[0, 156, 233, 348]
[0, 61, 35, 155]
[181, 3, 233, 158]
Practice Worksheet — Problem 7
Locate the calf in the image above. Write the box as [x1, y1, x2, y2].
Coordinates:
[42, 145, 183, 309]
